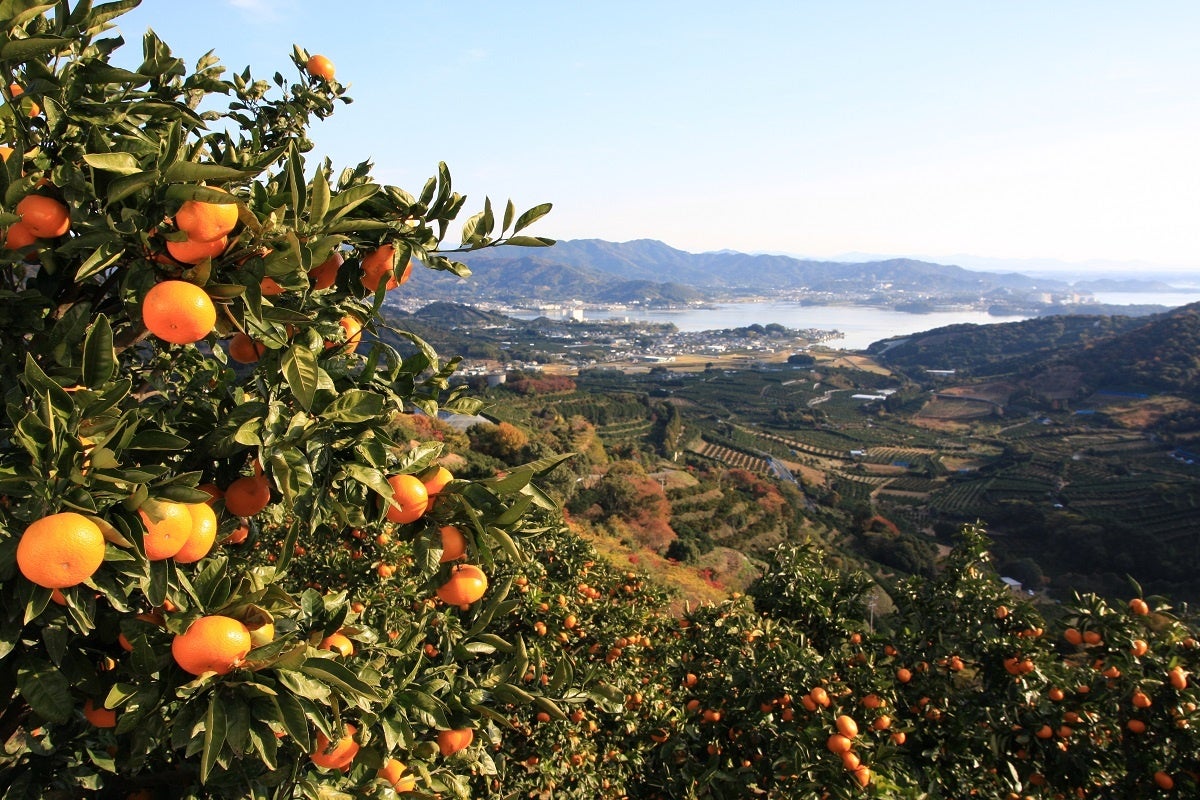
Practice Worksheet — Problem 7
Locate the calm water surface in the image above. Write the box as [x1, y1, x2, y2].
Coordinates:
[519, 303, 1030, 351]
[1091, 291, 1200, 308]
[513, 291, 1200, 352]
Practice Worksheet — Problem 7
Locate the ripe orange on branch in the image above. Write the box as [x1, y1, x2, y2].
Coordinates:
[360, 244, 412, 292]
[138, 499, 193, 561]
[826, 734, 852, 755]
[83, 699, 116, 728]
[4, 221, 37, 249]
[305, 54, 335, 82]
[228, 332, 265, 364]
[360, 245, 398, 292]
[422, 465, 453, 512]
[311, 723, 359, 770]
[171, 615, 252, 675]
[165, 234, 227, 265]
[16, 195, 70, 238]
[8, 82, 39, 116]
[224, 473, 271, 517]
[324, 315, 363, 353]
[437, 727, 474, 756]
[437, 563, 488, 606]
[378, 757, 416, 791]
[17, 512, 106, 589]
[308, 251, 343, 289]
[142, 280, 217, 345]
[320, 631, 354, 657]
[385, 473, 428, 524]
[835, 714, 859, 739]
[174, 189, 239, 242]
[173, 502, 218, 563]
[439, 525, 467, 562]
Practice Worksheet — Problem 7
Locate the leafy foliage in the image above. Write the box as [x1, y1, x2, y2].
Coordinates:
[0, 3, 557, 797]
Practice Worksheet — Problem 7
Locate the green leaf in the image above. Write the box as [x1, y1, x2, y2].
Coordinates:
[320, 390, 385, 423]
[223, 700, 251, 755]
[106, 170, 160, 205]
[394, 689, 451, 729]
[13, 409, 51, 463]
[75, 62, 148, 86]
[200, 693, 227, 784]
[0, 35, 69, 61]
[282, 344, 319, 412]
[394, 441, 443, 475]
[285, 145, 305, 229]
[83, 0, 142, 31]
[163, 184, 240, 206]
[308, 163, 330, 225]
[128, 430, 190, 450]
[486, 525, 524, 564]
[273, 691, 311, 751]
[75, 240, 125, 281]
[503, 235, 554, 248]
[17, 657, 73, 723]
[345, 463, 392, 499]
[512, 202, 552, 233]
[532, 694, 567, 721]
[502, 199, 515, 233]
[460, 209, 487, 247]
[163, 162, 250, 184]
[491, 493, 532, 527]
[79, 315, 116, 389]
[23, 353, 73, 421]
[299, 658, 382, 703]
[4, 3, 57, 30]
[82, 152, 142, 175]
[324, 183, 380, 222]
[546, 657, 573, 695]
[321, 218, 393, 234]
[270, 447, 313, 510]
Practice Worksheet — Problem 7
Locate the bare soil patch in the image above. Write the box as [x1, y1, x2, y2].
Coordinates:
[918, 397, 997, 420]
[1092, 395, 1196, 430]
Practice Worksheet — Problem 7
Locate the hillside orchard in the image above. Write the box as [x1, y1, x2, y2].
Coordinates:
[1, 4, 1198, 800]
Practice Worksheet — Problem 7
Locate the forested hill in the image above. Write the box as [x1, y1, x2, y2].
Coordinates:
[1068, 302, 1200, 397]
[871, 302, 1200, 401]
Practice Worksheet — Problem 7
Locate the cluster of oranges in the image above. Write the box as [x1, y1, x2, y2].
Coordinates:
[4, 179, 414, 355]
[381, 468, 491, 607]
[823, 710, 873, 788]
[137, 498, 219, 563]
[4, 194, 71, 251]
[15, 496, 219, 592]
[168, 188, 237, 265]
[260, 461, 487, 783]
[309, 725, 474, 789]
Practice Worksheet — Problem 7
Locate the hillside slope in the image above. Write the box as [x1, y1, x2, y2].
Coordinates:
[872, 302, 1200, 402]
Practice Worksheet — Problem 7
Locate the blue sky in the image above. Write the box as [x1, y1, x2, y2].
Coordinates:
[113, 1, 1199, 272]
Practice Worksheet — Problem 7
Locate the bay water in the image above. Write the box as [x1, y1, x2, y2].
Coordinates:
[513, 291, 1200, 352]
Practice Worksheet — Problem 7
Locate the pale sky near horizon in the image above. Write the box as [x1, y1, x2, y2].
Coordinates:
[111, 1, 1199, 272]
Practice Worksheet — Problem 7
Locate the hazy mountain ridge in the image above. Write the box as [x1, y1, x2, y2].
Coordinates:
[409, 251, 708, 305]
[404, 239, 1138, 306]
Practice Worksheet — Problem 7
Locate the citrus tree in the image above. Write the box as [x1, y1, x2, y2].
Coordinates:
[0, 2, 561, 797]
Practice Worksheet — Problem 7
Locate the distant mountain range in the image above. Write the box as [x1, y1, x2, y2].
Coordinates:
[405, 239, 1184, 308]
